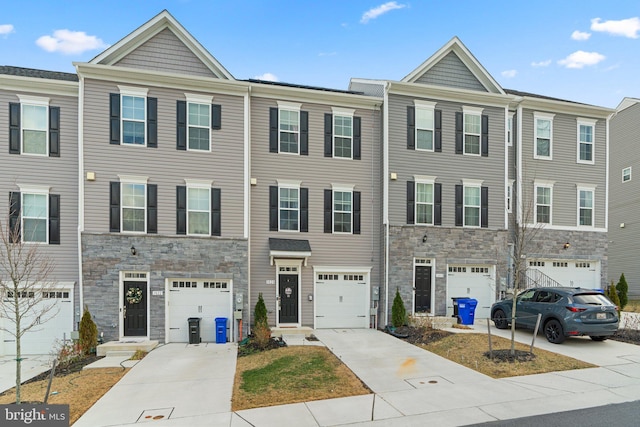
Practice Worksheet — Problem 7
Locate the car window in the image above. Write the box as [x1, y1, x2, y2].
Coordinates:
[535, 290, 555, 303]
[572, 293, 612, 306]
[518, 289, 536, 302]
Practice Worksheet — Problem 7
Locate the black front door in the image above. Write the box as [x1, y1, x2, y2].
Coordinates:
[124, 281, 147, 336]
[278, 274, 298, 324]
[415, 266, 432, 313]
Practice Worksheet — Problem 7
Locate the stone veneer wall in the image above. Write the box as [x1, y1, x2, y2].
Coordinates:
[388, 226, 509, 317]
[82, 233, 248, 342]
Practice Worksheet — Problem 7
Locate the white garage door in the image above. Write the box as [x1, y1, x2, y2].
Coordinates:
[167, 279, 232, 343]
[447, 265, 495, 320]
[315, 272, 369, 329]
[529, 260, 600, 289]
[1, 287, 74, 356]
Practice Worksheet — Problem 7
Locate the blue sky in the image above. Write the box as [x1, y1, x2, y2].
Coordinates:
[1, 1, 639, 108]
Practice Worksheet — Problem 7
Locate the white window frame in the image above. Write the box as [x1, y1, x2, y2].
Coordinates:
[507, 113, 514, 147]
[119, 86, 148, 147]
[18, 95, 50, 156]
[185, 93, 213, 152]
[17, 184, 49, 244]
[577, 118, 596, 165]
[332, 106, 354, 159]
[622, 167, 632, 182]
[277, 101, 301, 155]
[415, 175, 436, 225]
[118, 175, 148, 234]
[463, 106, 483, 156]
[331, 183, 354, 234]
[277, 179, 301, 232]
[185, 179, 213, 236]
[577, 184, 596, 228]
[415, 100, 436, 152]
[463, 179, 483, 228]
[534, 180, 554, 224]
[534, 112, 554, 160]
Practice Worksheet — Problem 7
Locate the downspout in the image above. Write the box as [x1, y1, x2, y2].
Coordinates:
[516, 104, 523, 226]
[383, 81, 390, 327]
[245, 84, 252, 336]
[605, 113, 611, 232]
[76, 69, 85, 321]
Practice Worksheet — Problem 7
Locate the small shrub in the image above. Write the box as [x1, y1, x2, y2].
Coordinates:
[52, 339, 84, 367]
[252, 324, 272, 349]
[392, 288, 407, 327]
[79, 306, 98, 355]
[617, 273, 629, 310]
[607, 281, 621, 308]
[254, 293, 268, 328]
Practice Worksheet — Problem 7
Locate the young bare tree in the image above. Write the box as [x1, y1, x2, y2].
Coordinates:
[0, 217, 57, 404]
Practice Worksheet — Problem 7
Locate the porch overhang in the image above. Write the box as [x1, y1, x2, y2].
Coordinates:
[269, 238, 312, 266]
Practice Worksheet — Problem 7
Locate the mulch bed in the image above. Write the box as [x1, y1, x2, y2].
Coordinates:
[237, 336, 287, 357]
[610, 328, 640, 345]
[21, 355, 103, 386]
[392, 325, 454, 345]
[483, 349, 536, 363]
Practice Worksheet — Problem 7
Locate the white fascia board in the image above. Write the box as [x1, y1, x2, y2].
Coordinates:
[1, 74, 78, 97]
[249, 82, 382, 110]
[518, 96, 614, 118]
[388, 81, 514, 109]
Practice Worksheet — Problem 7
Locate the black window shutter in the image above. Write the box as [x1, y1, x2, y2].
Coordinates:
[481, 186, 489, 228]
[353, 191, 361, 234]
[300, 188, 308, 232]
[434, 183, 442, 226]
[269, 186, 278, 231]
[455, 112, 463, 154]
[406, 181, 415, 224]
[176, 186, 187, 234]
[434, 109, 442, 152]
[147, 184, 157, 233]
[324, 113, 333, 157]
[109, 182, 120, 232]
[455, 185, 463, 226]
[269, 108, 278, 153]
[324, 189, 332, 233]
[300, 111, 308, 155]
[353, 116, 361, 160]
[9, 103, 21, 154]
[481, 114, 489, 157]
[49, 107, 60, 157]
[49, 194, 60, 244]
[9, 192, 21, 242]
[407, 106, 415, 150]
[176, 101, 187, 151]
[211, 104, 222, 130]
[211, 188, 221, 236]
[147, 97, 157, 148]
[110, 94, 120, 145]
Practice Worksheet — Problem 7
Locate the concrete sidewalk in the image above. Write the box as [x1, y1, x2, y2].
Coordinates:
[0, 354, 52, 394]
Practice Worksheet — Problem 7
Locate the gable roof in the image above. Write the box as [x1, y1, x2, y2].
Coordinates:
[402, 36, 504, 95]
[0, 65, 78, 82]
[89, 9, 233, 80]
[616, 97, 640, 112]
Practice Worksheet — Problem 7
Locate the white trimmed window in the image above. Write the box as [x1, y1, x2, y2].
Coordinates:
[415, 101, 435, 151]
[278, 101, 301, 154]
[464, 106, 483, 155]
[416, 180, 434, 225]
[21, 187, 49, 243]
[333, 186, 353, 233]
[507, 113, 514, 146]
[19, 96, 49, 155]
[120, 176, 147, 233]
[279, 183, 299, 231]
[120, 87, 148, 146]
[186, 180, 212, 235]
[186, 94, 212, 151]
[464, 184, 481, 227]
[534, 112, 554, 159]
[333, 107, 354, 159]
[622, 167, 632, 183]
[577, 118, 596, 164]
[578, 186, 595, 227]
[535, 182, 553, 224]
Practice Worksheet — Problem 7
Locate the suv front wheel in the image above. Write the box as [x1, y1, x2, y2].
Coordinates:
[544, 319, 566, 344]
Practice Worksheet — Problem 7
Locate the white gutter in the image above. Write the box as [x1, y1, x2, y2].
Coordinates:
[504, 106, 509, 230]
[76, 71, 85, 315]
[245, 85, 252, 333]
[605, 113, 611, 232]
[517, 104, 523, 226]
[383, 81, 390, 327]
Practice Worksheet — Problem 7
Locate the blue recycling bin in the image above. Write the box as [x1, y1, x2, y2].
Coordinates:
[457, 298, 478, 325]
[215, 317, 227, 343]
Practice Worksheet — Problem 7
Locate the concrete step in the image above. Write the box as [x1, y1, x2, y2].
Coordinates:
[105, 350, 135, 358]
[97, 340, 158, 357]
[271, 327, 314, 338]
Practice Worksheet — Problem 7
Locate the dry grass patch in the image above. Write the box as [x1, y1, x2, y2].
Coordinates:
[0, 368, 128, 425]
[624, 299, 640, 313]
[232, 346, 369, 411]
[421, 333, 595, 378]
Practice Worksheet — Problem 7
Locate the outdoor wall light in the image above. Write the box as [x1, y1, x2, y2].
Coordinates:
[131, 245, 137, 256]
[422, 234, 428, 243]
[563, 242, 570, 250]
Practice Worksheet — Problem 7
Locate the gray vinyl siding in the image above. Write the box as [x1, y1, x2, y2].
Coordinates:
[609, 102, 640, 296]
[414, 52, 486, 92]
[82, 78, 245, 237]
[387, 94, 506, 229]
[0, 89, 79, 282]
[114, 29, 217, 78]
[520, 109, 607, 228]
[249, 97, 382, 327]
[349, 81, 385, 97]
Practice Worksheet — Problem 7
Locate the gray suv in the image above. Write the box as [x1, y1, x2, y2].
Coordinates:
[491, 287, 619, 343]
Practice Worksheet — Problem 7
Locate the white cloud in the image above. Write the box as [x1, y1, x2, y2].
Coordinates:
[558, 51, 606, 69]
[36, 29, 107, 54]
[360, 2, 406, 24]
[318, 52, 337, 57]
[571, 30, 591, 41]
[0, 24, 14, 35]
[531, 59, 552, 67]
[501, 69, 517, 78]
[254, 73, 279, 82]
[591, 17, 640, 38]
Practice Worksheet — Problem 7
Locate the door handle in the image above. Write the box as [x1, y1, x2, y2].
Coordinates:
[123, 306, 127, 319]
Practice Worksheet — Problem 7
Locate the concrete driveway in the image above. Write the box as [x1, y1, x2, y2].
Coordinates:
[0, 354, 52, 394]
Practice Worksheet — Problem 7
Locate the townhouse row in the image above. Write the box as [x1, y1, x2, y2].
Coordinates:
[0, 11, 616, 354]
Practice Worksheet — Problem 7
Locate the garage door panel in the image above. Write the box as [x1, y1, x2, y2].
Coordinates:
[315, 273, 368, 329]
[530, 260, 599, 289]
[447, 265, 495, 319]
